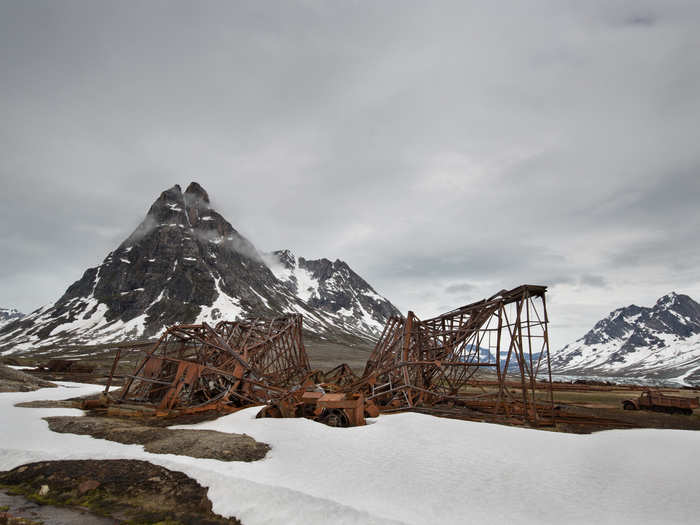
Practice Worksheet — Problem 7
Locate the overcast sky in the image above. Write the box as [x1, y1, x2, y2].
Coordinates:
[1, 0, 699, 349]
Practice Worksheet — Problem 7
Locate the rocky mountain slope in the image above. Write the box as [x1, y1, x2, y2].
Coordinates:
[551, 292, 700, 384]
[265, 250, 398, 337]
[0, 183, 400, 353]
[0, 308, 23, 330]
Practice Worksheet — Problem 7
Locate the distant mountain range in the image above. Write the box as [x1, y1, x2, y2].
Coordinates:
[460, 344, 543, 372]
[266, 249, 398, 338]
[0, 308, 23, 330]
[551, 292, 700, 385]
[0, 182, 400, 354]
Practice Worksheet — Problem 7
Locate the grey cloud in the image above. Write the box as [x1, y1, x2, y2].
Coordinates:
[192, 228, 264, 264]
[580, 274, 608, 288]
[623, 14, 657, 26]
[545, 276, 578, 287]
[445, 283, 476, 295]
[1, 0, 700, 350]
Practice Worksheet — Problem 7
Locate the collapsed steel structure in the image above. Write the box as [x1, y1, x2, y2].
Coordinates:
[359, 285, 554, 425]
[103, 285, 554, 427]
[105, 315, 311, 415]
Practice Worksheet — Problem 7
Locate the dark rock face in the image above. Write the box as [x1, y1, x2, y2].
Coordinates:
[268, 250, 402, 338]
[0, 183, 401, 351]
[582, 305, 644, 345]
[551, 292, 700, 382]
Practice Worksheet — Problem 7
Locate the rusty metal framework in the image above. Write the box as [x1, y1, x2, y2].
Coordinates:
[321, 363, 358, 388]
[101, 285, 554, 427]
[105, 315, 310, 415]
[359, 285, 554, 425]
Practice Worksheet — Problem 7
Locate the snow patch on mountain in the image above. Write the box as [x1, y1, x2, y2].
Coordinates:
[195, 278, 243, 324]
[266, 249, 401, 340]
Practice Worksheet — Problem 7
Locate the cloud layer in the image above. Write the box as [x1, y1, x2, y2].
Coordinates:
[1, 0, 699, 348]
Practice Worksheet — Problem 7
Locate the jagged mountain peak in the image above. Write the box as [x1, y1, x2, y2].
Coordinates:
[0, 183, 401, 353]
[272, 249, 296, 270]
[658, 290, 678, 300]
[653, 292, 699, 314]
[122, 182, 261, 264]
[266, 250, 401, 337]
[653, 291, 680, 310]
[184, 181, 210, 204]
[552, 292, 700, 385]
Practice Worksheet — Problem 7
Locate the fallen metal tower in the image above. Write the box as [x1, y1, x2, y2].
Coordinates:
[104, 315, 311, 415]
[101, 285, 555, 427]
[360, 285, 555, 425]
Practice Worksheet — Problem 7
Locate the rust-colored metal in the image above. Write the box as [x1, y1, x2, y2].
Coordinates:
[105, 315, 311, 416]
[259, 285, 556, 427]
[622, 389, 699, 415]
[257, 388, 367, 427]
[321, 363, 358, 388]
[103, 284, 555, 428]
[356, 284, 555, 426]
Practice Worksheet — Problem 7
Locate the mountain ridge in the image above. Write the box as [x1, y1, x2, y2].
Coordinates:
[0, 308, 24, 330]
[0, 182, 401, 354]
[551, 292, 700, 385]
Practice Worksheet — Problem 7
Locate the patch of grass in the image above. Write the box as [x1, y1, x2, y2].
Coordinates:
[0, 482, 112, 518]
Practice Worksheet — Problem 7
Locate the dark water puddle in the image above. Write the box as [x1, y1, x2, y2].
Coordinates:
[0, 490, 117, 525]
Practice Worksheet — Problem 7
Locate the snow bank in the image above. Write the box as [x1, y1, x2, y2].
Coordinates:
[2, 384, 700, 524]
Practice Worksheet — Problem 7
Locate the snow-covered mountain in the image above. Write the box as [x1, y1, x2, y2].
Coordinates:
[0, 308, 23, 330]
[0, 182, 400, 354]
[461, 345, 543, 372]
[265, 250, 399, 338]
[551, 292, 700, 385]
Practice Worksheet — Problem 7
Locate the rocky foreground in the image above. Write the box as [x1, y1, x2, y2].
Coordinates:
[0, 459, 241, 524]
[0, 365, 55, 393]
[45, 415, 269, 462]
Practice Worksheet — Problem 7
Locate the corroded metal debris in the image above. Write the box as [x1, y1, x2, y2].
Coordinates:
[104, 315, 311, 416]
[622, 389, 699, 415]
[358, 284, 555, 426]
[103, 285, 556, 427]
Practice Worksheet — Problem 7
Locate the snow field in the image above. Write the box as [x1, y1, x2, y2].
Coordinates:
[1, 383, 700, 524]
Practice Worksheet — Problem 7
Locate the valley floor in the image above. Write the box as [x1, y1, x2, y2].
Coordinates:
[2, 383, 700, 524]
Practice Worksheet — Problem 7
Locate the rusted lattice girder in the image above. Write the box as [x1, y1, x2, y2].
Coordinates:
[105, 315, 311, 415]
[358, 285, 555, 426]
[102, 285, 554, 428]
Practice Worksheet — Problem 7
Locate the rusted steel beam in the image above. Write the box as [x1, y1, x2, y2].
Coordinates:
[101, 285, 554, 428]
[356, 284, 555, 426]
[104, 314, 312, 416]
